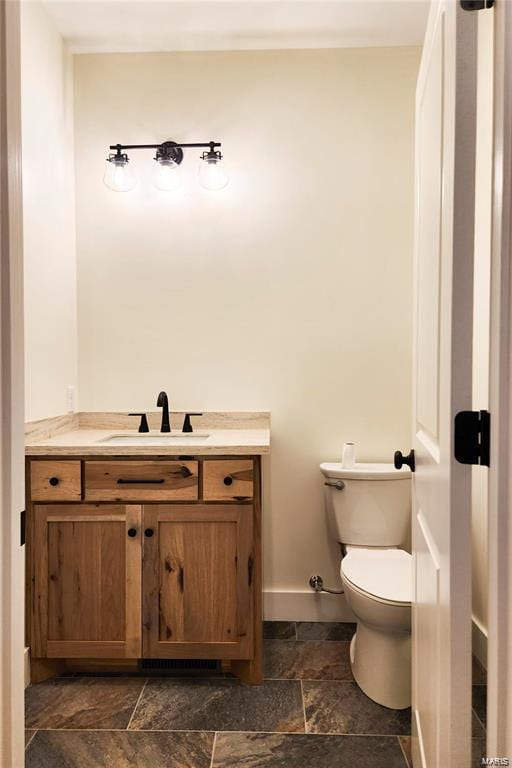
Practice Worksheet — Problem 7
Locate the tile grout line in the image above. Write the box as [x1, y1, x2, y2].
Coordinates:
[300, 679, 307, 734]
[25, 730, 37, 750]
[51, 674, 356, 682]
[397, 736, 411, 768]
[27, 727, 411, 737]
[48, 675, 356, 682]
[55, 671, 352, 680]
[30, 728, 217, 734]
[264, 639, 354, 644]
[126, 678, 148, 731]
[209, 732, 218, 768]
[472, 706, 487, 733]
[267, 678, 355, 684]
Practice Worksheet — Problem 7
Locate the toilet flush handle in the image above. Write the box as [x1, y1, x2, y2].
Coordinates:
[324, 480, 345, 490]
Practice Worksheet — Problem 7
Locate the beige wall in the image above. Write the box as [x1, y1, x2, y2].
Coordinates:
[73, 47, 418, 605]
[472, 10, 494, 656]
[21, 1, 77, 422]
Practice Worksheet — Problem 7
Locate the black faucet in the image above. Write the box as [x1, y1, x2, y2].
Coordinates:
[156, 391, 171, 432]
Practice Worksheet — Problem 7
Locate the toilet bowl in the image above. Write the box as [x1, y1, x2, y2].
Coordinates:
[320, 461, 412, 710]
[341, 547, 411, 710]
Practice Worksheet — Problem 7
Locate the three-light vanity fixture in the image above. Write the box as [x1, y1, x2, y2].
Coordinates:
[103, 139, 229, 192]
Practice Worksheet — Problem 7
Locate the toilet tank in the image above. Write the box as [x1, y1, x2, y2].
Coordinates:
[320, 463, 411, 547]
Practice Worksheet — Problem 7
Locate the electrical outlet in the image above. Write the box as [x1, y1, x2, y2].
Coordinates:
[66, 385, 76, 413]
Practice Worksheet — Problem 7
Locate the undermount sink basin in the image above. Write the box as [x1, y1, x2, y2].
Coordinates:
[100, 432, 210, 445]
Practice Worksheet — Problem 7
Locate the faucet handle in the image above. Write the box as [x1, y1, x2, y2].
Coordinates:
[129, 413, 149, 433]
[182, 413, 203, 433]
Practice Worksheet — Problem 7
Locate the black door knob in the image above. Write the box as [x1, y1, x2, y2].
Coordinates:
[394, 449, 415, 472]
[144, 528, 154, 538]
[223, 476, 233, 486]
[127, 528, 137, 538]
[49, 477, 60, 486]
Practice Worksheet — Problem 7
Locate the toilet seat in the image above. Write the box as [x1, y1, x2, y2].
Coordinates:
[341, 548, 412, 605]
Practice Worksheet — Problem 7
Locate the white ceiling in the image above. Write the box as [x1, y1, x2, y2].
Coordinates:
[41, 0, 429, 54]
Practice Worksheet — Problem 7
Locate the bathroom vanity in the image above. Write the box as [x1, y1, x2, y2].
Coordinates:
[25, 412, 269, 685]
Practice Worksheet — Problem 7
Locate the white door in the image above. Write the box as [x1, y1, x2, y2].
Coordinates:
[0, 1, 26, 766]
[411, 1, 477, 766]
[487, 0, 512, 755]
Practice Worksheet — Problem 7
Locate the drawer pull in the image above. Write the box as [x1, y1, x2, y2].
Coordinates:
[203, 460, 253, 501]
[117, 479, 165, 485]
[127, 528, 138, 538]
[144, 528, 154, 538]
[31, 461, 82, 501]
[84, 460, 198, 501]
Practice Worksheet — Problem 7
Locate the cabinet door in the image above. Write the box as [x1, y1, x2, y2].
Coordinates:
[143, 505, 254, 659]
[32, 505, 142, 659]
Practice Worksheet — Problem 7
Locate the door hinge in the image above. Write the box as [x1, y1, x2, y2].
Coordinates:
[454, 410, 490, 467]
[460, 1, 494, 10]
[20, 510, 26, 546]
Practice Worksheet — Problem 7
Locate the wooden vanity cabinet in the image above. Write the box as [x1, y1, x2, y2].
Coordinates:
[26, 456, 262, 685]
[203, 459, 254, 501]
[30, 460, 82, 501]
[84, 460, 199, 501]
[31, 504, 142, 660]
[142, 504, 253, 659]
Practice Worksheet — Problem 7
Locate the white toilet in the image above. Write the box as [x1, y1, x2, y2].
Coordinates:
[320, 461, 412, 710]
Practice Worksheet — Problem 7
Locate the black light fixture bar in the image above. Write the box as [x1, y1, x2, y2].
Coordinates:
[104, 139, 228, 191]
[109, 141, 221, 151]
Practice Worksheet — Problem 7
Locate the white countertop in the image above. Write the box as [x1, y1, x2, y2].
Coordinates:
[25, 427, 270, 456]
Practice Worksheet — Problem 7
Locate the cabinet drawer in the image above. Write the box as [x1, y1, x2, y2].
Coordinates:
[203, 460, 254, 501]
[84, 461, 199, 501]
[30, 460, 82, 501]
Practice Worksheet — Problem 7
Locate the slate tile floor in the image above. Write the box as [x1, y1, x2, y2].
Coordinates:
[24, 622, 487, 768]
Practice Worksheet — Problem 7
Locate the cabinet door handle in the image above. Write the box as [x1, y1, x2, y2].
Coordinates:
[144, 528, 154, 538]
[49, 477, 60, 486]
[127, 528, 138, 538]
[223, 476, 233, 486]
[117, 479, 165, 485]
[248, 555, 254, 586]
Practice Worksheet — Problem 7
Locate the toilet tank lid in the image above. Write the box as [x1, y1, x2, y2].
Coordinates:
[320, 462, 411, 480]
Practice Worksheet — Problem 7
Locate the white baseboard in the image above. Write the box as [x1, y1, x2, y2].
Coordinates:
[263, 589, 356, 623]
[24, 646, 30, 688]
[472, 615, 488, 669]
